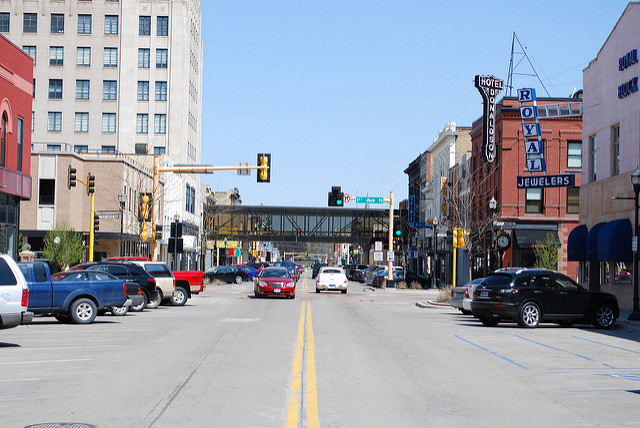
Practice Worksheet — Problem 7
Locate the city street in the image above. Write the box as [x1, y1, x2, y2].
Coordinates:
[2, 270, 640, 427]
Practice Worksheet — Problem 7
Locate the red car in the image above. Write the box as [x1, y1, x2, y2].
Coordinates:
[253, 267, 296, 299]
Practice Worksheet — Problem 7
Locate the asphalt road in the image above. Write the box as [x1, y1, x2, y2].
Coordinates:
[2, 270, 640, 427]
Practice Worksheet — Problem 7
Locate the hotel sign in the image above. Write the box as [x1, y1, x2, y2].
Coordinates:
[475, 75, 504, 163]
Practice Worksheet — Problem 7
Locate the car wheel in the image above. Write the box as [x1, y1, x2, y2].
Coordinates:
[341, 289, 347, 294]
[54, 314, 71, 323]
[234, 275, 243, 284]
[111, 305, 129, 316]
[592, 304, 616, 329]
[479, 315, 500, 327]
[518, 301, 541, 328]
[170, 286, 188, 306]
[70, 298, 97, 324]
[146, 292, 162, 309]
[460, 309, 472, 315]
[131, 293, 148, 312]
[291, 294, 296, 299]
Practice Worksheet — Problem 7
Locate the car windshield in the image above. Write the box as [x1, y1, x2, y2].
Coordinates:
[262, 269, 290, 278]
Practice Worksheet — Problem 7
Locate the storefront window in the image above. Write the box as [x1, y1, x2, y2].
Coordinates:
[613, 262, 632, 285]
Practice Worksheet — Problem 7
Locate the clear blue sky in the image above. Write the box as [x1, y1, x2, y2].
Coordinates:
[200, 1, 631, 208]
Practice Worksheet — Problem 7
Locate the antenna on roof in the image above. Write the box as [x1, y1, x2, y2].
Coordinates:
[506, 32, 551, 97]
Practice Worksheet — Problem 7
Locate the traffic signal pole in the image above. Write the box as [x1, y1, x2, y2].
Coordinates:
[386, 191, 394, 283]
[89, 192, 96, 262]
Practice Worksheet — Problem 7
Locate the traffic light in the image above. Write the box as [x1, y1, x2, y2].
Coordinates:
[459, 228, 467, 247]
[93, 213, 100, 232]
[349, 245, 353, 254]
[67, 166, 77, 189]
[328, 186, 344, 207]
[453, 228, 459, 248]
[257, 153, 271, 183]
[151, 223, 157, 241]
[141, 193, 150, 221]
[87, 174, 95, 194]
[141, 222, 149, 241]
[297, 227, 302, 237]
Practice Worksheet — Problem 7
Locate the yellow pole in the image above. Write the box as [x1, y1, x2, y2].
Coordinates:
[89, 192, 95, 262]
[452, 229, 457, 288]
[151, 155, 160, 261]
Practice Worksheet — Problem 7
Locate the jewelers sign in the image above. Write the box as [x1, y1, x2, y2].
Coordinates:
[475, 75, 504, 163]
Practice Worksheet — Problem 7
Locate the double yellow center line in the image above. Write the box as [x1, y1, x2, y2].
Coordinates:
[287, 276, 319, 427]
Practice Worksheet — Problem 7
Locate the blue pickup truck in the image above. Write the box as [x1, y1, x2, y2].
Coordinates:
[18, 262, 131, 324]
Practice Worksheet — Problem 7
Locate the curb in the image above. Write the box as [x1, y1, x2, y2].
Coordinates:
[416, 300, 450, 309]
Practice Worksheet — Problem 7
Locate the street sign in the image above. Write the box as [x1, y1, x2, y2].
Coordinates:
[98, 213, 120, 219]
[373, 251, 384, 262]
[386, 252, 394, 262]
[375, 241, 383, 251]
[344, 193, 352, 203]
[633, 236, 638, 252]
[356, 196, 384, 204]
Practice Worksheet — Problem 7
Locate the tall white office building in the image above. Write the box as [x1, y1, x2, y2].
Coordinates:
[1, 0, 203, 265]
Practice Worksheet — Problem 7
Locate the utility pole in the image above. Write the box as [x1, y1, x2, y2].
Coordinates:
[386, 191, 394, 284]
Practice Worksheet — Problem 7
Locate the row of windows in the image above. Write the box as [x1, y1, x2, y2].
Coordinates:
[46, 144, 165, 156]
[44, 112, 167, 134]
[23, 45, 169, 69]
[1, 114, 24, 172]
[42, 79, 167, 101]
[524, 187, 579, 215]
[587, 123, 620, 183]
[0, 12, 167, 36]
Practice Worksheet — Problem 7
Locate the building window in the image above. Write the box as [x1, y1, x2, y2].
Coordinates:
[32, 79, 36, 98]
[49, 46, 64, 66]
[567, 140, 582, 169]
[154, 114, 166, 134]
[0, 12, 9, 32]
[23, 13, 37, 33]
[1, 113, 6, 167]
[101, 145, 115, 153]
[39, 179, 55, 206]
[75, 113, 89, 132]
[48, 79, 63, 99]
[525, 188, 543, 214]
[17, 117, 23, 172]
[186, 184, 195, 214]
[155, 81, 167, 101]
[154, 146, 166, 155]
[103, 80, 117, 100]
[103, 47, 118, 67]
[76, 80, 90, 99]
[611, 124, 620, 176]
[567, 187, 579, 214]
[136, 114, 148, 134]
[47, 112, 62, 132]
[135, 144, 148, 154]
[156, 49, 168, 68]
[138, 48, 150, 68]
[74, 145, 88, 153]
[589, 134, 597, 182]
[139, 16, 151, 35]
[50, 14, 64, 33]
[77, 14, 92, 34]
[23, 46, 36, 65]
[137, 81, 149, 101]
[46, 145, 61, 151]
[104, 15, 118, 35]
[102, 113, 116, 133]
[157, 16, 168, 36]
[77, 47, 91, 66]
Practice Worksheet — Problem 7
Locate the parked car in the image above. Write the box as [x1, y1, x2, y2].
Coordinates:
[450, 278, 483, 315]
[19, 262, 129, 324]
[312, 262, 328, 279]
[247, 262, 269, 270]
[344, 264, 368, 280]
[86, 261, 160, 311]
[353, 268, 367, 283]
[253, 267, 296, 298]
[0, 254, 33, 330]
[396, 270, 431, 288]
[371, 267, 402, 287]
[204, 265, 248, 284]
[171, 270, 204, 306]
[316, 266, 348, 294]
[237, 265, 260, 281]
[471, 268, 619, 329]
[273, 261, 299, 282]
[364, 265, 385, 284]
[121, 261, 176, 306]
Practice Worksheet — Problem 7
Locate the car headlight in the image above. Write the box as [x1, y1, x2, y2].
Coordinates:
[259, 281, 269, 287]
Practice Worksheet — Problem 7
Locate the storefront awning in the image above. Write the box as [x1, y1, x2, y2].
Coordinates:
[514, 229, 559, 249]
[587, 222, 606, 261]
[597, 219, 632, 261]
[567, 224, 588, 261]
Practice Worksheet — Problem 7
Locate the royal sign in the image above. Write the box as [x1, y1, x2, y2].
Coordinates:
[475, 75, 504, 163]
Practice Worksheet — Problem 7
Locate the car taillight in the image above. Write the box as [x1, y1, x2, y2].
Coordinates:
[465, 287, 470, 299]
[22, 288, 29, 307]
[148, 277, 156, 287]
[124, 284, 128, 297]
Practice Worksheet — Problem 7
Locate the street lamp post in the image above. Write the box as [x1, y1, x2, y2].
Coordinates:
[118, 192, 126, 257]
[489, 197, 497, 273]
[432, 217, 438, 289]
[629, 170, 640, 321]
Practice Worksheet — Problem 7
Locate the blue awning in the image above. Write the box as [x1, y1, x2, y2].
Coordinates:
[597, 219, 632, 261]
[567, 224, 587, 261]
[587, 222, 606, 261]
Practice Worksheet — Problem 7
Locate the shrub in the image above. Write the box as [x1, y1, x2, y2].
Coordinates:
[396, 281, 408, 289]
[436, 285, 453, 303]
[410, 281, 422, 289]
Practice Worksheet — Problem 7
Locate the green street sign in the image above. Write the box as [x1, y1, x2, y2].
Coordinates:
[356, 196, 384, 204]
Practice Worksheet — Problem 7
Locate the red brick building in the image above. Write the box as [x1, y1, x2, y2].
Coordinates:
[469, 96, 583, 279]
[0, 34, 33, 257]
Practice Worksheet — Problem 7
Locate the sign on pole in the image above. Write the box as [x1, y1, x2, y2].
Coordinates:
[356, 196, 384, 204]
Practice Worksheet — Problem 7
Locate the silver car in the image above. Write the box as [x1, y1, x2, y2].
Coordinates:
[0, 254, 33, 329]
[450, 278, 483, 315]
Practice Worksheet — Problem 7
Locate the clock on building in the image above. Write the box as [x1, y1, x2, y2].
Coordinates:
[497, 234, 511, 250]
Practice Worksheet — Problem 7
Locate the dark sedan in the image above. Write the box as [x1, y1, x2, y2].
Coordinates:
[253, 267, 296, 299]
[471, 268, 619, 329]
[204, 265, 248, 284]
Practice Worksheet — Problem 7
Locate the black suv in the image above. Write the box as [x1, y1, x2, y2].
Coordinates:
[87, 262, 160, 311]
[471, 268, 619, 329]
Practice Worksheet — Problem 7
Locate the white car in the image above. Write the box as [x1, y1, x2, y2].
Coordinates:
[316, 266, 348, 294]
[0, 254, 33, 329]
